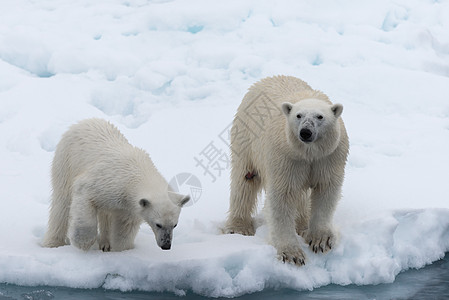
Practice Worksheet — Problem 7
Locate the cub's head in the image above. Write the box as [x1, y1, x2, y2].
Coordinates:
[281, 98, 343, 148]
[138, 192, 190, 250]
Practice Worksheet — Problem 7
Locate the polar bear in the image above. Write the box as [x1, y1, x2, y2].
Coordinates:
[42, 118, 190, 252]
[225, 76, 349, 266]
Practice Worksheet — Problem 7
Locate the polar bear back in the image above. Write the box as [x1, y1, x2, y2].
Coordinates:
[247, 75, 330, 106]
[52, 118, 161, 202]
[55, 118, 130, 166]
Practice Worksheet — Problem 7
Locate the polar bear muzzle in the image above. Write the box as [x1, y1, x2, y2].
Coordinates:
[299, 128, 313, 143]
[154, 226, 174, 250]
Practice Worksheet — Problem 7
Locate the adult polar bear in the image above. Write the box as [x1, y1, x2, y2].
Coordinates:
[225, 76, 349, 266]
[42, 118, 189, 252]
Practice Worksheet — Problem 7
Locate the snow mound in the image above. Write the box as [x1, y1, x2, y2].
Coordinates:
[0, 209, 448, 297]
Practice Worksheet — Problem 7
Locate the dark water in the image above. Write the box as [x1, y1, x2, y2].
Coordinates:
[1, 253, 448, 300]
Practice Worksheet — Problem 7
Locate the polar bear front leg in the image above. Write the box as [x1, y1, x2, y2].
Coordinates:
[266, 189, 306, 266]
[304, 185, 340, 253]
[109, 211, 141, 251]
[68, 191, 98, 251]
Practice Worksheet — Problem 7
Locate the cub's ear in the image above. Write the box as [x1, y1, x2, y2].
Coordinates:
[139, 198, 151, 208]
[331, 103, 343, 118]
[281, 102, 293, 116]
[168, 192, 191, 207]
[178, 195, 190, 207]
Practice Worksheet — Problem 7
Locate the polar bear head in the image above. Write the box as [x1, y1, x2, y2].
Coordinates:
[281, 98, 343, 156]
[138, 192, 190, 250]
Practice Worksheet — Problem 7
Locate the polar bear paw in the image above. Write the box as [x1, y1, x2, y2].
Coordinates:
[69, 226, 97, 251]
[99, 239, 111, 252]
[41, 237, 69, 248]
[303, 227, 336, 253]
[277, 245, 306, 266]
[224, 217, 255, 236]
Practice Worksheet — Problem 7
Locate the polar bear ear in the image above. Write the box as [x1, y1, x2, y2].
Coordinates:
[168, 192, 191, 207]
[331, 103, 343, 118]
[139, 198, 151, 208]
[281, 102, 293, 116]
[178, 195, 190, 207]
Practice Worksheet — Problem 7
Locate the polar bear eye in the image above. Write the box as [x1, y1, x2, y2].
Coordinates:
[317, 115, 323, 120]
[173, 224, 177, 228]
[296, 114, 302, 119]
[156, 223, 162, 228]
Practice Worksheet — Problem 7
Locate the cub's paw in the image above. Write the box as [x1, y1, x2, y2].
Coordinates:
[41, 237, 68, 248]
[71, 236, 96, 251]
[224, 218, 255, 236]
[69, 226, 97, 251]
[99, 240, 111, 252]
[277, 245, 306, 266]
[304, 227, 336, 253]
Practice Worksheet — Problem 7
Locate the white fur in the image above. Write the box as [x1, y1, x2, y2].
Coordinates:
[42, 118, 189, 252]
[225, 76, 349, 266]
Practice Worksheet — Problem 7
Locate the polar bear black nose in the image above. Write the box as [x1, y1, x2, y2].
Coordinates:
[161, 243, 171, 250]
[300, 129, 313, 142]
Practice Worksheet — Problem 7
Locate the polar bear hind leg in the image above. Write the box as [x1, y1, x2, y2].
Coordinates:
[41, 188, 71, 247]
[98, 212, 111, 252]
[225, 159, 261, 236]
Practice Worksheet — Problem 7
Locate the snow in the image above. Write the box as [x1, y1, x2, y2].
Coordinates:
[1, 0, 449, 297]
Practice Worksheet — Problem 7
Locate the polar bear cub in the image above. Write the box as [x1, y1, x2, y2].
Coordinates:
[225, 76, 349, 266]
[42, 118, 190, 251]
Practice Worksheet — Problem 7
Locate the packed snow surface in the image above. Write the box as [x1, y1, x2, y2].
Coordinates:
[1, 0, 449, 297]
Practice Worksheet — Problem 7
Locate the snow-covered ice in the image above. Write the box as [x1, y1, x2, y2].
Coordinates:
[1, 0, 449, 297]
